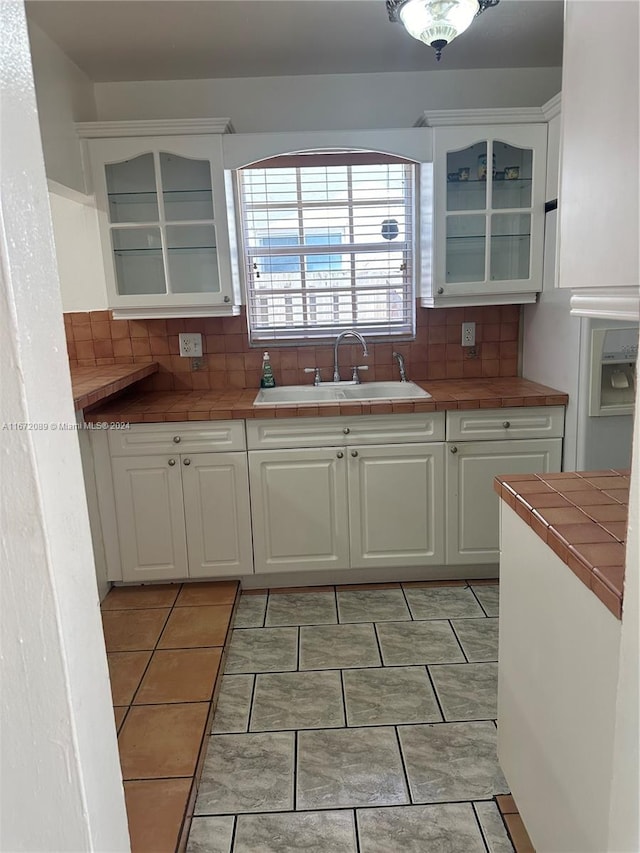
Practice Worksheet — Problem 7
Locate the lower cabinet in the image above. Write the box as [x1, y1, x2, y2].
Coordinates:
[111, 450, 253, 582]
[248, 442, 446, 574]
[444, 406, 564, 566]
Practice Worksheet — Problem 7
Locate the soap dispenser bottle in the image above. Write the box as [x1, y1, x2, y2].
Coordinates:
[260, 351, 276, 388]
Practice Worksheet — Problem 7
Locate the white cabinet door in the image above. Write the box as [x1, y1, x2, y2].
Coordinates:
[111, 455, 188, 582]
[182, 452, 253, 577]
[446, 438, 562, 565]
[248, 448, 349, 574]
[348, 443, 445, 569]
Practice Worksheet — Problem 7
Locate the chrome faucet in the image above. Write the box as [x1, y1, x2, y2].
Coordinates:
[393, 351, 407, 382]
[333, 330, 369, 382]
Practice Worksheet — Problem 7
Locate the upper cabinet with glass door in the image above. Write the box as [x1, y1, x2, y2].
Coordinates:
[422, 124, 547, 307]
[86, 133, 241, 317]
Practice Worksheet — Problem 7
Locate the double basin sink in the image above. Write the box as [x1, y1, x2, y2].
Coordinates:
[254, 381, 431, 406]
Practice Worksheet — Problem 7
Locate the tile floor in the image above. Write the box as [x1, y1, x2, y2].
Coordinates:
[187, 580, 534, 853]
[101, 580, 240, 852]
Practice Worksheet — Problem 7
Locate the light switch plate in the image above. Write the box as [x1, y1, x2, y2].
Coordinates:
[179, 332, 203, 357]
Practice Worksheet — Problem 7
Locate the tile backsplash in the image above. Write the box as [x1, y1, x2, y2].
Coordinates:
[65, 304, 520, 392]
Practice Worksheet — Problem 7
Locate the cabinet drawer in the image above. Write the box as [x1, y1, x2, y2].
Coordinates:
[108, 420, 246, 456]
[446, 407, 565, 441]
[246, 413, 445, 450]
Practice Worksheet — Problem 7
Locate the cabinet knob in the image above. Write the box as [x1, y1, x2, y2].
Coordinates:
[351, 450, 358, 457]
[173, 435, 181, 443]
[450, 445, 458, 454]
[183, 458, 191, 466]
[224, 295, 231, 303]
[343, 427, 350, 435]
[503, 421, 511, 429]
[168, 458, 176, 466]
[336, 451, 344, 459]
[437, 287, 444, 295]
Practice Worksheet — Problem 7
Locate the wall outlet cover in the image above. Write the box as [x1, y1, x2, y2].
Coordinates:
[461, 322, 476, 347]
[179, 332, 203, 357]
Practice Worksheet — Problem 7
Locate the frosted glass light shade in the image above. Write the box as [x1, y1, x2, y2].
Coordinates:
[399, 0, 479, 54]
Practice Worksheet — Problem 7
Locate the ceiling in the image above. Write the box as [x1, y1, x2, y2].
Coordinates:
[26, 0, 564, 83]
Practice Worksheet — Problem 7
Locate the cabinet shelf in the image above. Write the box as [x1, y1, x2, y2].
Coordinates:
[108, 189, 212, 197]
[447, 178, 532, 187]
[115, 246, 216, 253]
[447, 233, 530, 241]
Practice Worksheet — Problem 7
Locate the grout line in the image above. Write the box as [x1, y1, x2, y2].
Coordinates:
[296, 626, 300, 672]
[372, 622, 385, 668]
[393, 725, 413, 805]
[399, 583, 415, 621]
[352, 808, 361, 853]
[339, 668, 348, 727]
[448, 619, 470, 663]
[246, 671, 258, 733]
[228, 815, 238, 853]
[425, 665, 447, 723]
[468, 584, 492, 618]
[471, 802, 493, 853]
[292, 730, 298, 811]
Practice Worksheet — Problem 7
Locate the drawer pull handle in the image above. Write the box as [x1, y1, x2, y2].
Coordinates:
[173, 435, 181, 443]
[450, 445, 458, 454]
[168, 458, 176, 466]
[183, 458, 191, 466]
[343, 427, 350, 435]
[337, 451, 344, 459]
[503, 421, 511, 429]
[351, 450, 358, 457]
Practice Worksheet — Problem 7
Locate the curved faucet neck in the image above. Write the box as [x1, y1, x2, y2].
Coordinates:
[333, 330, 368, 382]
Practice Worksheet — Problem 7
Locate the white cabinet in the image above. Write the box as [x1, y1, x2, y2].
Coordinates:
[247, 414, 446, 574]
[111, 454, 189, 581]
[558, 0, 639, 308]
[248, 448, 349, 574]
[84, 128, 241, 318]
[424, 123, 547, 307]
[106, 422, 252, 582]
[348, 443, 445, 569]
[446, 407, 564, 565]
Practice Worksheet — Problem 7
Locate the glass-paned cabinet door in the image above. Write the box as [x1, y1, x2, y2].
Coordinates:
[89, 136, 236, 312]
[432, 124, 546, 302]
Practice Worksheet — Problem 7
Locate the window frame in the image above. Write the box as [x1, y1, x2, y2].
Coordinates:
[236, 150, 419, 347]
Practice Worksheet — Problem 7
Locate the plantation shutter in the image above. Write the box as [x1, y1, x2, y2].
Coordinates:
[237, 152, 416, 344]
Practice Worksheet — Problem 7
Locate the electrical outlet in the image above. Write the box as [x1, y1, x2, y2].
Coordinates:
[179, 332, 203, 357]
[461, 322, 476, 347]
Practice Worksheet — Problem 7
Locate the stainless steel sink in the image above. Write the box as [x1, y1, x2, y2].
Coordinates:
[253, 381, 431, 406]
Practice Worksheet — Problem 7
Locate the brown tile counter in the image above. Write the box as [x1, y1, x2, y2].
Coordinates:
[84, 377, 568, 423]
[494, 471, 629, 619]
[71, 363, 159, 411]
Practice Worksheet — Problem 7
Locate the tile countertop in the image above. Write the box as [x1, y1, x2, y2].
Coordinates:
[82, 377, 568, 423]
[494, 471, 630, 620]
[71, 363, 159, 411]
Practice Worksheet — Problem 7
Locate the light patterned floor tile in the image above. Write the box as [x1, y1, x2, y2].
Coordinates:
[224, 627, 298, 674]
[299, 624, 381, 670]
[186, 816, 234, 853]
[404, 587, 485, 620]
[250, 671, 344, 731]
[470, 584, 500, 617]
[337, 589, 411, 623]
[474, 801, 515, 853]
[429, 663, 498, 721]
[343, 666, 441, 726]
[452, 618, 499, 662]
[357, 803, 486, 853]
[297, 727, 408, 810]
[195, 732, 294, 815]
[265, 592, 337, 626]
[234, 595, 267, 628]
[376, 621, 465, 666]
[211, 674, 254, 734]
[398, 721, 509, 803]
[234, 811, 357, 853]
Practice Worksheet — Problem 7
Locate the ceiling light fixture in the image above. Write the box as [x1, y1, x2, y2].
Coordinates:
[387, 0, 500, 61]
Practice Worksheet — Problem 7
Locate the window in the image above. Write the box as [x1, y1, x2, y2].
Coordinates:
[237, 152, 416, 345]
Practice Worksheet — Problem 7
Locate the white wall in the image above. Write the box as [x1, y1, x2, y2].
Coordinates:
[27, 20, 97, 192]
[94, 67, 562, 131]
[49, 181, 109, 311]
[607, 391, 640, 852]
[498, 507, 622, 853]
[0, 3, 129, 849]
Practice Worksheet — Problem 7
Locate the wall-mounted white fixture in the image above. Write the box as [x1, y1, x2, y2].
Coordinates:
[178, 332, 203, 358]
[386, 0, 500, 61]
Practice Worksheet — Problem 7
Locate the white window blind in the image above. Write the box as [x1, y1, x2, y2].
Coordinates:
[237, 153, 416, 344]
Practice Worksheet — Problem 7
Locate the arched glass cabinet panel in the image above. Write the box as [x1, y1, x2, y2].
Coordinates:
[88, 134, 239, 315]
[426, 124, 547, 306]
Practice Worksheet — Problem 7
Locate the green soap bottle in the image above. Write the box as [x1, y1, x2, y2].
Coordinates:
[260, 351, 276, 388]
